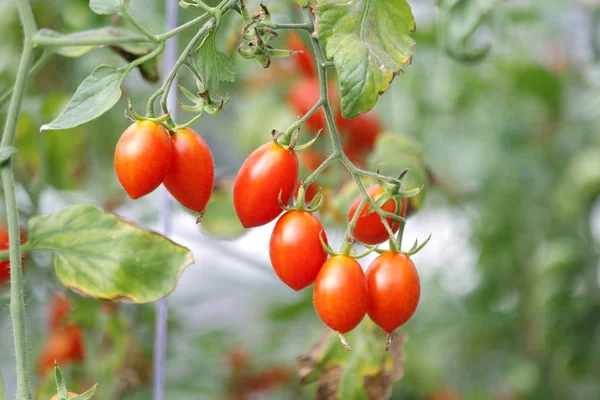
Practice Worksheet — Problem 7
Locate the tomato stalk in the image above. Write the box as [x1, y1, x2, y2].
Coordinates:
[3, 0, 36, 397]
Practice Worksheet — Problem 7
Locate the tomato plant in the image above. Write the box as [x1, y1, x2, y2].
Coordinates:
[270, 210, 328, 291]
[162, 127, 215, 214]
[114, 121, 171, 200]
[313, 256, 369, 334]
[234, 142, 299, 228]
[366, 252, 421, 334]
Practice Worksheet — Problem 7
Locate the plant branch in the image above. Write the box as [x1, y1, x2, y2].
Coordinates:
[4, 0, 36, 397]
[34, 33, 152, 47]
[0, 50, 53, 109]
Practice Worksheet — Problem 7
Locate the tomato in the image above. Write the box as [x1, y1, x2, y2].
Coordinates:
[366, 252, 420, 333]
[0, 225, 27, 285]
[38, 325, 85, 375]
[270, 211, 328, 291]
[337, 110, 382, 152]
[51, 393, 78, 400]
[286, 31, 315, 78]
[234, 142, 298, 228]
[313, 256, 368, 333]
[49, 293, 71, 330]
[114, 121, 171, 200]
[162, 127, 215, 213]
[288, 78, 326, 133]
[348, 185, 407, 245]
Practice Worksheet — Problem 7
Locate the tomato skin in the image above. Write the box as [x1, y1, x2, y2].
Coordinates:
[348, 185, 407, 245]
[162, 128, 215, 213]
[288, 78, 326, 132]
[337, 111, 382, 152]
[313, 256, 368, 333]
[234, 142, 299, 228]
[287, 31, 315, 78]
[51, 393, 78, 400]
[270, 211, 328, 291]
[114, 121, 171, 200]
[0, 226, 27, 285]
[366, 252, 420, 333]
[38, 325, 85, 376]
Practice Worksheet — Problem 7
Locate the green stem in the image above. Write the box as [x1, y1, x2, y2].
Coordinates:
[121, 8, 160, 42]
[122, 41, 165, 76]
[34, 33, 151, 47]
[0, 50, 53, 109]
[4, 1, 36, 397]
[260, 22, 313, 31]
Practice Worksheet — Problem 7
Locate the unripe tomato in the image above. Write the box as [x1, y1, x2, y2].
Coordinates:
[0, 225, 27, 285]
[270, 211, 328, 291]
[313, 256, 368, 333]
[38, 326, 85, 376]
[366, 252, 420, 333]
[234, 142, 298, 228]
[286, 31, 315, 78]
[114, 121, 171, 199]
[51, 393, 78, 400]
[287, 78, 326, 133]
[162, 128, 215, 213]
[337, 110, 382, 152]
[348, 185, 407, 245]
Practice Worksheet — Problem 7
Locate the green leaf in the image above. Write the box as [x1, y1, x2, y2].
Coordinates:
[54, 364, 68, 398]
[41, 65, 125, 131]
[190, 30, 235, 95]
[90, 0, 125, 15]
[316, 0, 416, 118]
[0, 147, 18, 165]
[37, 28, 151, 58]
[27, 205, 194, 303]
[72, 384, 97, 400]
[299, 320, 406, 399]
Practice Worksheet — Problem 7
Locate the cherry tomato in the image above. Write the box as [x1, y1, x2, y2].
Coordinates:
[366, 252, 420, 333]
[288, 78, 326, 133]
[114, 121, 171, 200]
[38, 325, 85, 376]
[234, 142, 298, 228]
[162, 127, 215, 213]
[313, 256, 368, 333]
[286, 31, 315, 78]
[0, 225, 27, 285]
[337, 110, 382, 152]
[51, 393, 78, 400]
[270, 211, 328, 291]
[348, 185, 407, 245]
[49, 293, 71, 330]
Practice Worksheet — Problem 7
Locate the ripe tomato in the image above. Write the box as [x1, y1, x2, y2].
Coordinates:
[348, 185, 407, 245]
[270, 211, 328, 291]
[0, 225, 27, 285]
[337, 110, 382, 152]
[288, 78, 326, 133]
[313, 256, 368, 333]
[162, 127, 215, 213]
[38, 325, 85, 376]
[51, 393, 78, 400]
[49, 293, 71, 330]
[234, 142, 298, 228]
[366, 252, 420, 333]
[286, 31, 315, 78]
[114, 121, 171, 200]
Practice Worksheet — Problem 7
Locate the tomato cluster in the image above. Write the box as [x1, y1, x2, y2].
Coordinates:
[114, 121, 215, 215]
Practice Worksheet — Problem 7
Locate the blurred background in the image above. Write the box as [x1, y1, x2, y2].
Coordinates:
[1, 0, 600, 399]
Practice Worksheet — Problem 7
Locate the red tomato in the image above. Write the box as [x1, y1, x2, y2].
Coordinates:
[234, 142, 298, 228]
[51, 393, 78, 400]
[348, 185, 407, 245]
[114, 121, 172, 199]
[288, 78, 326, 133]
[313, 256, 368, 333]
[49, 293, 71, 330]
[287, 31, 315, 78]
[270, 211, 328, 291]
[0, 225, 27, 285]
[366, 252, 420, 333]
[162, 127, 215, 213]
[38, 325, 85, 376]
[337, 110, 382, 152]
